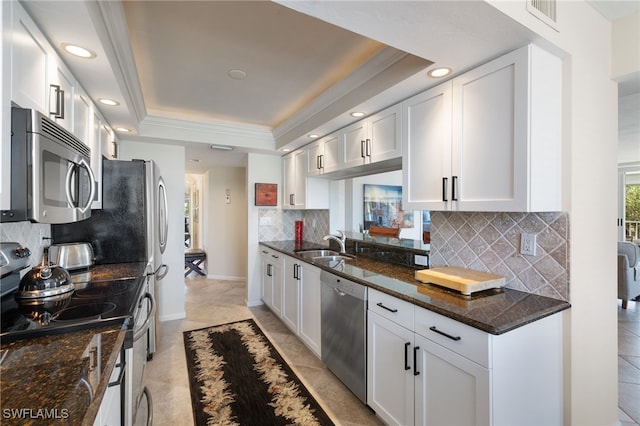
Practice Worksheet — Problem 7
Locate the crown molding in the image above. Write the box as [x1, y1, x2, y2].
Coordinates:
[139, 115, 275, 150]
[86, 0, 147, 123]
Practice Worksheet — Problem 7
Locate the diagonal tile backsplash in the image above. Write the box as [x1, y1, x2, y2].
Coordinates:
[257, 209, 329, 244]
[429, 212, 570, 301]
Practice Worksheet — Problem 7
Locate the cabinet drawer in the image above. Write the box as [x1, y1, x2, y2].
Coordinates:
[368, 288, 414, 330]
[414, 306, 490, 368]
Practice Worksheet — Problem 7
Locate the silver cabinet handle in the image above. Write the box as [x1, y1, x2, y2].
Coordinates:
[49, 84, 65, 119]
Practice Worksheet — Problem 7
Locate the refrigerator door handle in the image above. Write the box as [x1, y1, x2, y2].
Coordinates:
[152, 264, 169, 281]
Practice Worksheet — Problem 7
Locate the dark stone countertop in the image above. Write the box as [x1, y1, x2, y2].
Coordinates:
[260, 240, 571, 335]
[0, 325, 125, 426]
[0, 262, 148, 425]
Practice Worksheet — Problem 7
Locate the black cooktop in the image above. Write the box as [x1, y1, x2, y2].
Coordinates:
[0, 264, 147, 343]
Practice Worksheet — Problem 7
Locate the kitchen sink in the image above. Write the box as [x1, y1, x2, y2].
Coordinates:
[295, 249, 340, 259]
[295, 250, 355, 263]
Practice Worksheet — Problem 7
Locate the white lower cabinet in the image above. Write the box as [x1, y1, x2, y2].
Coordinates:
[282, 256, 301, 334]
[260, 248, 283, 317]
[367, 288, 562, 425]
[299, 262, 322, 357]
[367, 311, 414, 425]
[259, 247, 322, 358]
[94, 348, 123, 426]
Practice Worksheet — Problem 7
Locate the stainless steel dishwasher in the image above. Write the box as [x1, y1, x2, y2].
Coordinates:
[321, 269, 368, 403]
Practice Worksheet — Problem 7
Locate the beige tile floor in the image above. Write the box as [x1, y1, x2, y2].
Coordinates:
[144, 276, 640, 425]
[143, 276, 382, 426]
[619, 299, 640, 425]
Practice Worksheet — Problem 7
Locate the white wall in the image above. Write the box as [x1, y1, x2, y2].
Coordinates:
[611, 11, 640, 80]
[246, 152, 282, 306]
[120, 141, 186, 322]
[619, 92, 640, 164]
[204, 166, 247, 280]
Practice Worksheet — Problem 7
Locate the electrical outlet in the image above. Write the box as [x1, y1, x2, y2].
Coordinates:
[414, 254, 429, 267]
[520, 233, 537, 256]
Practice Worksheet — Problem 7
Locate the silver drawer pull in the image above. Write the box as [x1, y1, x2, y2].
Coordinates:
[376, 302, 398, 313]
[429, 326, 461, 341]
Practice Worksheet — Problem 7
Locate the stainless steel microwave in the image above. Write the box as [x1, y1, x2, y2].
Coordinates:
[1, 107, 96, 224]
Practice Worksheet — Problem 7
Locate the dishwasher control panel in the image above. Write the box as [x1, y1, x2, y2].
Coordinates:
[320, 270, 367, 300]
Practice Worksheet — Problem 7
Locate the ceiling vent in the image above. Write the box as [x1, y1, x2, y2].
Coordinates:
[527, 0, 558, 31]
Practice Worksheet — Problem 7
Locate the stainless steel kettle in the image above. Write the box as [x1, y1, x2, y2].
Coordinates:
[16, 248, 74, 299]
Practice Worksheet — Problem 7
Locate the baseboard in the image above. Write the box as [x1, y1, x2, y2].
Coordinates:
[159, 312, 186, 322]
[246, 299, 264, 308]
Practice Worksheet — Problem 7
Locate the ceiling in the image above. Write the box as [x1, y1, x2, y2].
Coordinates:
[20, 1, 639, 174]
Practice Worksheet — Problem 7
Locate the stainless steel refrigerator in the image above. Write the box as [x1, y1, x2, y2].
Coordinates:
[52, 158, 168, 357]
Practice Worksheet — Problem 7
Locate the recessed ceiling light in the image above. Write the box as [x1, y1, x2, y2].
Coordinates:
[282, 148, 291, 152]
[350, 112, 365, 118]
[210, 144, 233, 151]
[228, 69, 247, 80]
[427, 67, 453, 78]
[99, 98, 119, 106]
[116, 127, 131, 133]
[61, 43, 96, 59]
[308, 134, 319, 139]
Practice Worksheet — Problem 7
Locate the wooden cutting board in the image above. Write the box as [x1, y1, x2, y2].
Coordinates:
[415, 266, 505, 295]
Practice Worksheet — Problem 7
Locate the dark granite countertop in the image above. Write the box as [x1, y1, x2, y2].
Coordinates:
[0, 325, 125, 426]
[0, 261, 148, 425]
[260, 240, 571, 335]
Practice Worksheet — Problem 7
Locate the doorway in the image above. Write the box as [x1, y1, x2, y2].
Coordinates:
[185, 174, 205, 249]
[618, 163, 640, 242]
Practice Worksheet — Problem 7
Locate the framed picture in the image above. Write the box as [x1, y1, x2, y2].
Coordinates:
[363, 184, 413, 230]
[255, 183, 278, 206]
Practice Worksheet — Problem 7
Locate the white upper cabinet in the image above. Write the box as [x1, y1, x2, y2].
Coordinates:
[48, 57, 75, 132]
[402, 82, 453, 210]
[10, 3, 51, 113]
[283, 149, 329, 210]
[341, 104, 402, 169]
[307, 132, 339, 176]
[403, 44, 561, 212]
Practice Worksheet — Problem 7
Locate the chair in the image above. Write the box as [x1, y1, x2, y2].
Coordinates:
[368, 226, 400, 238]
[618, 241, 640, 309]
[185, 249, 207, 277]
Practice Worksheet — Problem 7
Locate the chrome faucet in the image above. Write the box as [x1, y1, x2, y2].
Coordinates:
[323, 230, 346, 253]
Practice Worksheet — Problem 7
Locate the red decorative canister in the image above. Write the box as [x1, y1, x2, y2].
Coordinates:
[295, 220, 303, 242]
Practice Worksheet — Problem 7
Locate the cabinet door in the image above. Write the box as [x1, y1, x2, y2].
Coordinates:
[307, 140, 323, 176]
[367, 311, 414, 426]
[260, 250, 273, 308]
[74, 91, 91, 144]
[270, 253, 283, 317]
[282, 257, 300, 333]
[282, 153, 296, 209]
[299, 263, 321, 357]
[322, 132, 340, 173]
[11, 3, 50, 112]
[369, 104, 402, 164]
[451, 47, 528, 211]
[414, 334, 490, 426]
[49, 59, 75, 132]
[402, 82, 453, 210]
[341, 120, 368, 169]
[292, 150, 306, 209]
